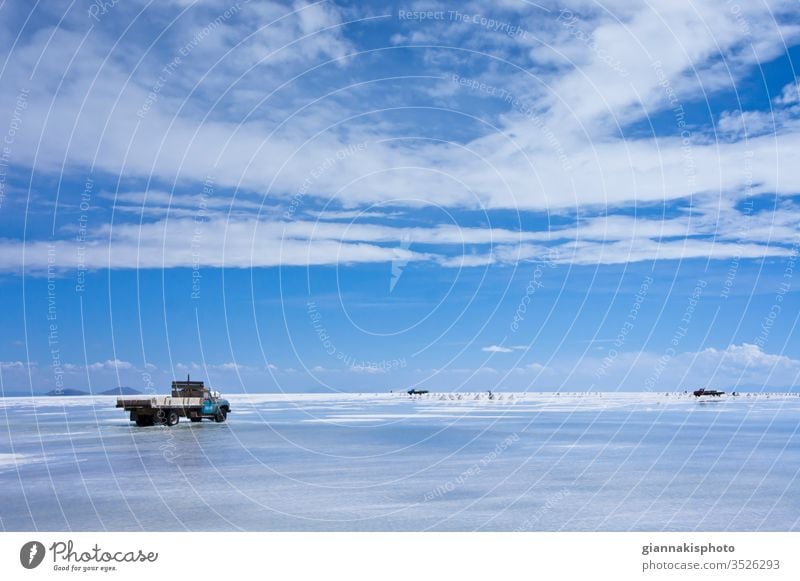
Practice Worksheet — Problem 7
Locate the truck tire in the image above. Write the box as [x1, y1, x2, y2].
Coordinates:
[134, 415, 148, 427]
[214, 411, 226, 423]
[166, 410, 179, 426]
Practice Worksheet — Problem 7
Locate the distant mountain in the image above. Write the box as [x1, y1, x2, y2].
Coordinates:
[98, 386, 142, 396]
[1, 386, 144, 397]
[45, 389, 89, 396]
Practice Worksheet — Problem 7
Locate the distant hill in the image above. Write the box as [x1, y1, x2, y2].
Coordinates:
[98, 386, 142, 396]
[45, 388, 89, 396]
[41, 387, 142, 396]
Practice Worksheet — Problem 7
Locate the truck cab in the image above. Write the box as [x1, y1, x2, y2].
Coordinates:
[171, 380, 230, 423]
[199, 389, 230, 422]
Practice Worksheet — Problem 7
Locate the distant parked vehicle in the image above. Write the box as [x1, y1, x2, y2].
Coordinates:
[693, 388, 725, 397]
[408, 389, 429, 396]
[116, 377, 230, 427]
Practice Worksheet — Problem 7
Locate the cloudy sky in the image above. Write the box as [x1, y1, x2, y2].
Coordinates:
[1, 0, 799, 393]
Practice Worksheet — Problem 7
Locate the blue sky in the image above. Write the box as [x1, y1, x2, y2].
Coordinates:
[1, 0, 799, 394]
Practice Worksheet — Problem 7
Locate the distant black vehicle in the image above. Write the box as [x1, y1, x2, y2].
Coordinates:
[408, 389, 429, 396]
[693, 388, 725, 397]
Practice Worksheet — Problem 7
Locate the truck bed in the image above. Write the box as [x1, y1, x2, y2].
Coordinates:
[116, 396, 204, 409]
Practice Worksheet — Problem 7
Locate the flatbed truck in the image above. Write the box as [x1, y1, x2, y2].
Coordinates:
[116, 378, 230, 427]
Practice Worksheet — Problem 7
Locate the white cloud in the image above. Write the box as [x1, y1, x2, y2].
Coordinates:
[87, 359, 133, 371]
[717, 81, 800, 138]
[773, 81, 800, 106]
[350, 365, 389, 374]
[8, 342, 797, 393]
[419, 343, 800, 391]
[482, 344, 528, 353]
[3, 193, 797, 273]
[559, 343, 800, 391]
[215, 362, 244, 372]
[0, 361, 31, 370]
[482, 345, 513, 353]
[0, 0, 799, 277]
[175, 361, 258, 373]
[2, 1, 800, 217]
[693, 343, 800, 374]
[556, 238, 790, 266]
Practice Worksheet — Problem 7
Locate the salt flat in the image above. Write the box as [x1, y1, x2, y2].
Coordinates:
[0, 392, 798, 531]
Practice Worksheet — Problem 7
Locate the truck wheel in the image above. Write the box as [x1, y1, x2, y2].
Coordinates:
[214, 411, 226, 423]
[166, 410, 179, 426]
[134, 415, 148, 427]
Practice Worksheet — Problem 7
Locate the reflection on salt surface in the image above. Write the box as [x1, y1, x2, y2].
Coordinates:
[0, 392, 798, 531]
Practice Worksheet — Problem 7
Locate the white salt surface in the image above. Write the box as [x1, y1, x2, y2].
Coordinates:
[0, 392, 798, 531]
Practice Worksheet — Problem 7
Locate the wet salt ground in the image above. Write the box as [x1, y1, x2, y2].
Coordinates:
[0, 392, 798, 531]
